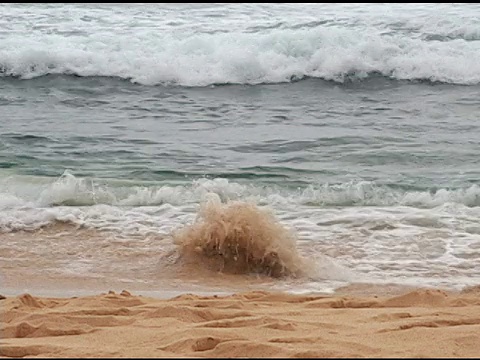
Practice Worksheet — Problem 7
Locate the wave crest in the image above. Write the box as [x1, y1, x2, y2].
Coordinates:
[1, 173, 480, 211]
[2, 26, 480, 86]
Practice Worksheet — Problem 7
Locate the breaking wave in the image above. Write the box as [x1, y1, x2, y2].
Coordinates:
[2, 26, 480, 86]
[1, 173, 479, 210]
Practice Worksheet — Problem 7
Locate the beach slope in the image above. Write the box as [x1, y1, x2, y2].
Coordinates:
[2, 286, 480, 358]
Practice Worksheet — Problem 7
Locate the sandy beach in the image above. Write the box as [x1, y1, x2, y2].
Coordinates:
[2, 3, 480, 359]
[2, 285, 480, 358]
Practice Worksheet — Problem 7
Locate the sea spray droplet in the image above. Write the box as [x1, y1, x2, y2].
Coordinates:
[171, 195, 315, 278]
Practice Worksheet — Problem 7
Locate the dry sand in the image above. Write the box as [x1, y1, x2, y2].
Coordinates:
[1, 285, 480, 358]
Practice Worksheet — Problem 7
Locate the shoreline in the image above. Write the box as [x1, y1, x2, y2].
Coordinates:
[1, 277, 475, 301]
[0, 280, 449, 301]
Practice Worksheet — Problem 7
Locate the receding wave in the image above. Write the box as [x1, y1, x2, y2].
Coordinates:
[171, 196, 314, 278]
[1, 25, 480, 86]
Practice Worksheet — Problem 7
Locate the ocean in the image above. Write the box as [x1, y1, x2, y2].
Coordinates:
[1, 3, 479, 297]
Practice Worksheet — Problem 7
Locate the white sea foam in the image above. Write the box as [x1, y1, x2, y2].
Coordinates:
[1, 173, 479, 290]
[1, 173, 479, 212]
[1, 3, 480, 85]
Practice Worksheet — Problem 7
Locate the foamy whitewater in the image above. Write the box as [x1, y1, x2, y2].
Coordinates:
[1, 3, 479, 297]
